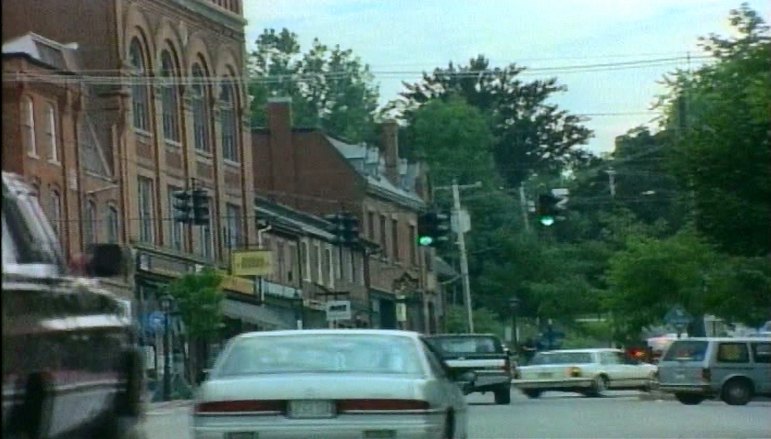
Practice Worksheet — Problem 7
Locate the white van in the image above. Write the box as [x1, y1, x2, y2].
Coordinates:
[658, 337, 771, 405]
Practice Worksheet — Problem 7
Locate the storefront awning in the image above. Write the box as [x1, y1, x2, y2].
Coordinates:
[222, 298, 288, 329]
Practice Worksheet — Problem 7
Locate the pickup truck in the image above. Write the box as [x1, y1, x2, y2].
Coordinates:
[425, 333, 513, 404]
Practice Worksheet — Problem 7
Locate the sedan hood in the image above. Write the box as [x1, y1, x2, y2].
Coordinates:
[198, 374, 423, 402]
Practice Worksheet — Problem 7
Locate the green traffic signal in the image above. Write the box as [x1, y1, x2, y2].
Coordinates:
[539, 216, 555, 226]
[418, 236, 434, 246]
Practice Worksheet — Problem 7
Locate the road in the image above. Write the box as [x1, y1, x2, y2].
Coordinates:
[141, 391, 771, 438]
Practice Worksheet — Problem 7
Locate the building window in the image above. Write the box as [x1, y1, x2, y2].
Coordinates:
[324, 246, 333, 288]
[380, 214, 388, 257]
[314, 243, 322, 283]
[392, 218, 399, 261]
[198, 197, 213, 259]
[300, 241, 311, 282]
[367, 211, 375, 240]
[49, 189, 62, 239]
[21, 96, 36, 156]
[129, 38, 150, 131]
[160, 50, 180, 142]
[106, 205, 119, 243]
[45, 103, 58, 163]
[83, 200, 97, 246]
[409, 224, 418, 265]
[225, 203, 242, 249]
[288, 242, 297, 283]
[137, 176, 154, 244]
[220, 79, 238, 162]
[167, 186, 183, 251]
[191, 62, 210, 152]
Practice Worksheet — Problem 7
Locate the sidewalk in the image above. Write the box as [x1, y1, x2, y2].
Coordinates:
[146, 399, 194, 413]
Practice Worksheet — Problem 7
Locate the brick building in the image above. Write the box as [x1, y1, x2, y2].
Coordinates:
[252, 98, 442, 332]
[2, 0, 267, 381]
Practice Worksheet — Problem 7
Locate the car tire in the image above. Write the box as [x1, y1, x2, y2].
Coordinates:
[722, 378, 753, 406]
[523, 389, 542, 399]
[588, 375, 608, 397]
[443, 411, 455, 439]
[14, 372, 52, 439]
[494, 387, 511, 404]
[674, 393, 705, 405]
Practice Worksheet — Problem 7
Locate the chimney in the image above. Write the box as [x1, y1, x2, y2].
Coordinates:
[381, 120, 399, 185]
[266, 97, 297, 206]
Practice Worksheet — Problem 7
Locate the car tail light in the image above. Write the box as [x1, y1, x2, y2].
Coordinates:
[195, 400, 285, 414]
[337, 399, 429, 412]
[702, 368, 711, 382]
[567, 366, 582, 377]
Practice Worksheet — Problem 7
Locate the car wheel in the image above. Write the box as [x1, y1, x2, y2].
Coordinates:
[494, 387, 511, 404]
[523, 389, 542, 399]
[588, 375, 608, 397]
[675, 393, 705, 405]
[14, 372, 53, 439]
[722, 378, 753, 406]
[443, 411, 455, 439]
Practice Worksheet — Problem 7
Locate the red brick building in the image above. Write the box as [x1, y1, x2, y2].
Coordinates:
[253, 98, 441, 331]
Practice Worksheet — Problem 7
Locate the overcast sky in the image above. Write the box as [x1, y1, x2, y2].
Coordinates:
[243, 0, 769, 154]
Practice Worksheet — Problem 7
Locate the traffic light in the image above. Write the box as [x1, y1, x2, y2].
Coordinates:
[417, 211, 451, 247]
[325, 212, 360, 245]
[171, 190, 192, 223]
[341, 213, 359, 245]
[536, 194, 559, 226]
[191, 188, 210, 226]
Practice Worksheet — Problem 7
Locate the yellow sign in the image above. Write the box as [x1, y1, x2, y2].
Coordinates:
[219, 273, 254, 295]
[231, 250, 273, 276]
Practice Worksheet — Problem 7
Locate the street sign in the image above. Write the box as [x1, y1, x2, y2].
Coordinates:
[664, 305, 693, 327]
[326, 300, 352, 322]
[231, 250, 273, 276]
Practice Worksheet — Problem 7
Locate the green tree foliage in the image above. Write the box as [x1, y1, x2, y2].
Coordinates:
[248, 28, 380, 143]
[386, 55, 593, 187]
[444, 305, 505, 336]
[606, 229, 720, 340]
[165, 268, 225, 340]
[659, 4, 771, 256]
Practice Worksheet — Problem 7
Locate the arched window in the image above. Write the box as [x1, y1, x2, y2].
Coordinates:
[129, 38, 150, 131]
[21, 96, 37, 156]
[160, 49, 180, 142]
[106, 205, 119, 243]
[220, 78, 238, 162]
[45, 103, 59, 163]
[83, 200, 97, 245]
[191, 62, 210, 152]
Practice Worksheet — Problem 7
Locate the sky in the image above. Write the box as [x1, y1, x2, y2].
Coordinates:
[242, 0, 770, 154]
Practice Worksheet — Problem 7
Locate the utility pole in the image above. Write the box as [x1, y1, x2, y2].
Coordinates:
[605, 168, 616, 199]
[519, 183, 530, 233]
[434, 180, 482, 333]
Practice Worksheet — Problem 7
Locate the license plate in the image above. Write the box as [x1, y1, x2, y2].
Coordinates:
[364, 430, 397, 439]
[226, 433, 257, 439]
[288, 400, 335, 419]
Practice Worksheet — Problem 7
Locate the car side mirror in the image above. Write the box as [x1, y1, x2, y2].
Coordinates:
[87, 244, 125, 277]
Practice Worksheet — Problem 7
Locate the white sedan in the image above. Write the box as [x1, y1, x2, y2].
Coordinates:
[193, 329, 470, 439]
[513, 348, 657, 398]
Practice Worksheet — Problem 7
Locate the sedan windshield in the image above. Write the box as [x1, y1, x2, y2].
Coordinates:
[215, 334, 426, 377]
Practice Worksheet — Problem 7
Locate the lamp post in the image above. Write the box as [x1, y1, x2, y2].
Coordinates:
[159, 294, 174, 402]
[509, 296, 520, 354]
[293, 291, 304, 330]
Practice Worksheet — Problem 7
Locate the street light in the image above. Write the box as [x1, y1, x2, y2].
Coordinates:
[509, 296, 520, 355]
[293, 291, 304, 330]
[159, 294, 175, 402]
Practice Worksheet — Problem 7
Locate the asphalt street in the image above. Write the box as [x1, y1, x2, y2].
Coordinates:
[141, 390, 771, 438]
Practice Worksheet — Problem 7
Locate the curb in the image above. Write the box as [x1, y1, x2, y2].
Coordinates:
[147, 399, 194, 412]
[638, 390, 675, 401]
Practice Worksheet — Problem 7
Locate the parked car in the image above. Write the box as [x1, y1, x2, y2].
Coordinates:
[424, 333, 513, 404]
[193, 329, 470, 439]
[657, 337, 771, 405]
[513, 348, 658, 398]
[1, 172, 142, 438]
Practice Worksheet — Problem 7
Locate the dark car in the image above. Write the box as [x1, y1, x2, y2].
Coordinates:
[425, 333, 513, 404]
[1, 172, 143, 438]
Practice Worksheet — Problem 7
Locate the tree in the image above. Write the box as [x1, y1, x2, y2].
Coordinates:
[659, 4, 771, 256]
[165, 268, 225, 382]
[386, 55, 593, 187]
[249, 28, 380, 143]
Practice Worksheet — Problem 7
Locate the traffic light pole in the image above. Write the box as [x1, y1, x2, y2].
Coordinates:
[452, 181, 475, 334]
